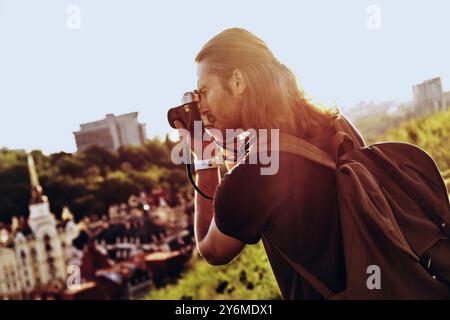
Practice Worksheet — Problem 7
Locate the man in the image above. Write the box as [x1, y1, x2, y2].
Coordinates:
[175, 28, 365, 299]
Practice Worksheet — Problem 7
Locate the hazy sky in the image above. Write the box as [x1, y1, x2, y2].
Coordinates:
[0, 0, 448, 154]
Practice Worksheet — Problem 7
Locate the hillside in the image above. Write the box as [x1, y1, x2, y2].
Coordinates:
[372, 109, 450, 193]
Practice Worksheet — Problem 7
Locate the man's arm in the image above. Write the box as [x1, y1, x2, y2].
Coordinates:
[173, 120, 244, 265]
[194, 167, 245, 265]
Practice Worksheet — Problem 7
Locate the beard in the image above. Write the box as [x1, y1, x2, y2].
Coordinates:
[214, 93, 243, 134]
[205, 95, 244, 148]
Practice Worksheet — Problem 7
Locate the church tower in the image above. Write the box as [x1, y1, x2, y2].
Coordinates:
[26, 154, 66, 286]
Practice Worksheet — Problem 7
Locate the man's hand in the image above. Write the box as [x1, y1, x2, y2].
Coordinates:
[174, 120, 216, 160]
[174, 120, 245, 265]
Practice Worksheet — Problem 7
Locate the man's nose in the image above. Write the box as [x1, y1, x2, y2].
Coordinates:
[198, 99, 209, 115]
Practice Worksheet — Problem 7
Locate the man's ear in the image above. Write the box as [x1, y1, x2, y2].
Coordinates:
[229, 69, 247, 96]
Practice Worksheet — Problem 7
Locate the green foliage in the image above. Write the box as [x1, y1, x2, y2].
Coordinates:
[0, 149, 30, 220]
[146, 243, 281, 300]
[372, 109, 450, 173]
[0, 139, 188, 223]
[0, 148, 26, 171]
[353, 112, 409, 141]
[374, 109, 450, 194]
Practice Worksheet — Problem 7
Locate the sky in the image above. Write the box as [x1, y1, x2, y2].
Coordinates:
[0, 0, 448, 154]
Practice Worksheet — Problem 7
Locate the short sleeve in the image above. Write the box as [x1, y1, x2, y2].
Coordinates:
[213, 163, 274, 244]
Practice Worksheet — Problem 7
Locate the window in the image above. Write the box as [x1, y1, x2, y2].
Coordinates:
[45, 242, 52, 252]
[30, 248, 37, 262]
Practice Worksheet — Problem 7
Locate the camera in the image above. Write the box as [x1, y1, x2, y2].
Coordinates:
[167, 90, 212, 132]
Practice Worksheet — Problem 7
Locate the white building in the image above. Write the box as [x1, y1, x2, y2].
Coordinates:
[73, 112, 147, 152]
[0, 248, 22, 299]
[412, 77, 448, 115]
[0, 155, 79, 299]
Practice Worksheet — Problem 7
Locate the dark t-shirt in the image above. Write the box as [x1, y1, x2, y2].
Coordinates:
[213, 129, 347, 300]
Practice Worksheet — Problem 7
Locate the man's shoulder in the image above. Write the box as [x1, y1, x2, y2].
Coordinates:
[218, 151, 326, 194]
[222, 151, 299, 178]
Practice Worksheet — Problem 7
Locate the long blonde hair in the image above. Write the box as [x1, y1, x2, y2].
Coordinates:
[195, 28, 340, 139]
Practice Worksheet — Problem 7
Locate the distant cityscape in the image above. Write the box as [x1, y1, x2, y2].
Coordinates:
[347, 76, 449, 122]
[0, 154, 195, 300]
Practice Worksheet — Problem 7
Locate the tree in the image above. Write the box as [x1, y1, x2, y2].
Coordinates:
[97, 171, 141, 205]
[118, 145, 147, 170]
[80, 145, 118, 175]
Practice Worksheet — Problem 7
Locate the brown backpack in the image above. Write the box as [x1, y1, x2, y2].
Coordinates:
[267, 114, 450, 299]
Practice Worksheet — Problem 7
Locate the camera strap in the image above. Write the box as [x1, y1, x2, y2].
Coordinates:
[185, 135, 255, 200]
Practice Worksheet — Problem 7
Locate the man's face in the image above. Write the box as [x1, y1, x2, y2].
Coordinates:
[196, 61, 242, 137]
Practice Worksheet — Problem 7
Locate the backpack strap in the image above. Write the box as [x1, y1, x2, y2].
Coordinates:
[274, 133, 337, 170]
[262, 234, 336, 299]
[262, 116, 364, 170]
[333, 115, 366, 149]
[331, 131, 356, 161]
